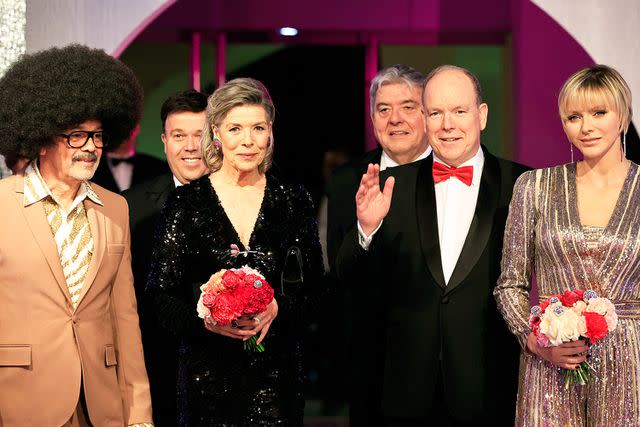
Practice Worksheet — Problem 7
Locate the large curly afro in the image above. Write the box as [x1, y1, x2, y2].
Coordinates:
[0, 44, 143, 160]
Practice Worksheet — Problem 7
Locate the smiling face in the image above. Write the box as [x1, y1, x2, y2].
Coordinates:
[371, 81, 427, 164]
[162, 110, 208, 184]
[424, 69, 487, 167]
[562, 102, 622, 162]
[39, 119, 102, 187]
[213, 104, 271, 175]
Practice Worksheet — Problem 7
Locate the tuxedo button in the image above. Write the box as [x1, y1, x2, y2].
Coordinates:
[441, 296, 450, 304]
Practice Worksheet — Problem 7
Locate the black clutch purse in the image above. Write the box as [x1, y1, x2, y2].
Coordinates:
[281, 246, 304, 295]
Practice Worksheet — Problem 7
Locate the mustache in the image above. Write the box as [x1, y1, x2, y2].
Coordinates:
[72, 153, 98, 162]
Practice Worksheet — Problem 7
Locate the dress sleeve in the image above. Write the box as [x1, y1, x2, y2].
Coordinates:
[277, 185, 326, 331]
[146, 189, 204, 338]
[494, 170, 537, 350]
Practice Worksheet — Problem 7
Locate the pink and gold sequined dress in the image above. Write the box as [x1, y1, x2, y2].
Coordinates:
[495, 163, 640, 426]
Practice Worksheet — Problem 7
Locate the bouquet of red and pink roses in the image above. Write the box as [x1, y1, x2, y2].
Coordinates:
[197, 266, 274, 352]
[529, 289, 618, 387]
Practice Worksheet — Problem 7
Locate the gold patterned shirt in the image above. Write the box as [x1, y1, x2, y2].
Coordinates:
[23, 162, 102, 309]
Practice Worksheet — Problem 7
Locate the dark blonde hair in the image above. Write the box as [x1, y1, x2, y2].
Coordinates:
[202, 78, 275, 174]
[558, 65, 632, 134]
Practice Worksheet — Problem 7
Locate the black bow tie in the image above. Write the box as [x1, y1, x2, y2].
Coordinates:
[110, 156, 134, 166]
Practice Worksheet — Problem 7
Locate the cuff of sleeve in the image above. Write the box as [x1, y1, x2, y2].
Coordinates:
[357, 221, 382, 250]
[518, 331, 531, 352]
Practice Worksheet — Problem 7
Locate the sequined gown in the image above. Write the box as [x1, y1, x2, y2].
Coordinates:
[495, 163, 640, 426]
[147, 173, 324, 426]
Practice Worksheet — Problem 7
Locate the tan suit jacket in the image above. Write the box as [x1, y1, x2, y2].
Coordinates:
[0, 174, 152, 426]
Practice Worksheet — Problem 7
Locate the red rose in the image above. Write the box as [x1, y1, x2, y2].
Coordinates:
[222, 270, 242, 290]
[244, 289, 274, 314]
[583, 311, 609, 343]
[560, 290, 581, 307]
[209, 292, 244, 325]
[241, 276, 274, 315]
[202, 292, 217, 308]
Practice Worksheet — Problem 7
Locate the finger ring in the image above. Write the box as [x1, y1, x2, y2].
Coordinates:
[253, 316, 260, 323]
[231, 320, 238, 328]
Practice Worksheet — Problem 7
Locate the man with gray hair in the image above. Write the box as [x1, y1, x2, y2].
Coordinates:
[337, 64, 526, 425]
[325, 64, 431, 425]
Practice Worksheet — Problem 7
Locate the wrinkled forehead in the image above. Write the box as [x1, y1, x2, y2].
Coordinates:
[560, 85, 617, 115]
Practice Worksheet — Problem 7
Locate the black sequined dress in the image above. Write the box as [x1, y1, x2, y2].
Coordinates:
[147, 173, 324, 426]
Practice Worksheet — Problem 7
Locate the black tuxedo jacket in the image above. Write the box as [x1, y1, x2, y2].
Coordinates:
[122, 173, 176, 426]
[93, 152, 170, 193]
[337, 148, 528, 425]
[326, 147, 382, 272]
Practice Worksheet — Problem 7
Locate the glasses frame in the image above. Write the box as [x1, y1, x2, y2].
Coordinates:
[58, 130, 107, 149]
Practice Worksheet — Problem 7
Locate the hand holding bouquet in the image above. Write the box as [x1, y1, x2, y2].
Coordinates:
[529, 289, 618, 387]
[197, 266, 275, 352]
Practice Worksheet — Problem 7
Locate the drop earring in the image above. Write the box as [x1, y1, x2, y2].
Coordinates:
[623, 132, 627, 158]
[570, 143, 574, 163]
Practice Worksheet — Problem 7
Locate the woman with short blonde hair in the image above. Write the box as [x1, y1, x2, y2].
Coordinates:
[496, 65, 640, 425]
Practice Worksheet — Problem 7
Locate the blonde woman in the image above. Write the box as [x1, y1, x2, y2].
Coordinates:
[148, 78, 323, 426]
[495, 65, 640, 425]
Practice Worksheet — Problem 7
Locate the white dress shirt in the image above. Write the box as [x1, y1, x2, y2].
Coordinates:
[173, 175, 184, 187]
[433, 148, 484, 284]
[379, 146, 432, 171]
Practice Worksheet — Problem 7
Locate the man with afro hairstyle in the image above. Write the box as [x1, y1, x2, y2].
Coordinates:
[0, 44, 153, 426]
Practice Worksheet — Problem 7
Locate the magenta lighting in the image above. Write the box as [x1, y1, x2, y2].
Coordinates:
[279, 27, 298, 36]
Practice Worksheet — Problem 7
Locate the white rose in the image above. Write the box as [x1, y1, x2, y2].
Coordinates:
[540, 307, 583, 346]
[571, 300, 587, 315]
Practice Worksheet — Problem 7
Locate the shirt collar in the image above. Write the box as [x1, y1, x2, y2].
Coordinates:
[432, 146, 484, 185]
[23, 161, 103, 207]
[173, 175, 184, 187]
[380, 146, 432, 171]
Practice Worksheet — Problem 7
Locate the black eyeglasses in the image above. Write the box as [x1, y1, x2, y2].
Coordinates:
[58, 131, 108, 148]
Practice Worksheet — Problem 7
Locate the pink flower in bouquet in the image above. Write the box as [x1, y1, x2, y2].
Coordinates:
[529, 289, 617, 387]
[196, 265, 275, 352]
[202, 293, 217, 308]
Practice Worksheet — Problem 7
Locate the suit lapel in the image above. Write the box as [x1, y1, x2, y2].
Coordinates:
[14, 178, 72, 303]
[445, 149, 500, 294]
[416, 156, 446, 289]
[75, 199, 106, 307]
[148, 173, 174, 209]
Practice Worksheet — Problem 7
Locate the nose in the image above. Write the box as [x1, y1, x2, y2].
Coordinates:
[185, 135, 199, 151]
[389, 107, 403, 125]
[442, 112, 453, 131]
[242, 128, 254, 146]
[83, 135, 97, 151]
[580, 115, 594, 134]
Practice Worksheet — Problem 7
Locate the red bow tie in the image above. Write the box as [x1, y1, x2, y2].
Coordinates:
[432, 161, 473, 186]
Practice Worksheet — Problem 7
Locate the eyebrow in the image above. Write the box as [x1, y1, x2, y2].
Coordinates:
[171, 128, 201, 132]
[376, 100, 420, 108]
[226, 121, 268, 126]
